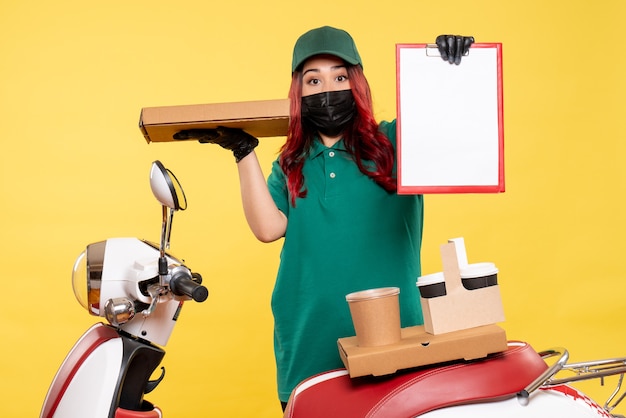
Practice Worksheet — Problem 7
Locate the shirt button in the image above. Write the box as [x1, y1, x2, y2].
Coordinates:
[329, 151, 335, 157]
[329, 172, 336, 179]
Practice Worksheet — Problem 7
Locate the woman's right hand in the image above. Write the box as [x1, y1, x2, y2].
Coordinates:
[174, 126, 259, 163]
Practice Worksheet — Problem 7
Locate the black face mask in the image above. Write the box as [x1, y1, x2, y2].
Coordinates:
[301, 90, 356, 137]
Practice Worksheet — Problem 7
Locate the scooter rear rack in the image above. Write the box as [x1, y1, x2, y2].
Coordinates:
[519, 347, 626, 415]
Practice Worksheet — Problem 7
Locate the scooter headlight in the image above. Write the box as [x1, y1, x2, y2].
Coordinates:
[72, 241, 105, 315]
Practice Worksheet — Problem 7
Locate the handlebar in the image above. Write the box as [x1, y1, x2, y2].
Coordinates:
[169, 266, 208, 302]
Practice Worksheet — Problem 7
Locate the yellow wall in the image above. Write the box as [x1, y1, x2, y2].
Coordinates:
[1, 0, 625, 416]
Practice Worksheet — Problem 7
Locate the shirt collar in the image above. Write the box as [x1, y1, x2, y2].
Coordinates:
[309, 137, 347, 159]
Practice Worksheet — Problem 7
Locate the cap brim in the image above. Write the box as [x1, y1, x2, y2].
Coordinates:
[294, 51, 361, 72]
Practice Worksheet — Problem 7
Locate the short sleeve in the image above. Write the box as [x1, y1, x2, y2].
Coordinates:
[378, 119, 397, 148]
[268, 157, 290, 217]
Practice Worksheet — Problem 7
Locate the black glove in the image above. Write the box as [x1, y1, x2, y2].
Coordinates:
[174, 126, 259, 163]
[435, 35, 475, 65]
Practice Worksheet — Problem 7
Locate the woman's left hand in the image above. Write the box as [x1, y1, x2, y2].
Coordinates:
[435, 35, 475, 65]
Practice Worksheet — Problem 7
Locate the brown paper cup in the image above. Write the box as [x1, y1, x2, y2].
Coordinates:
[345, 287, 401, 347]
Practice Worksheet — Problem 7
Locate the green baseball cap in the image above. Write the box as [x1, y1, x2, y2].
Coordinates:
[291, 26, 363, 73]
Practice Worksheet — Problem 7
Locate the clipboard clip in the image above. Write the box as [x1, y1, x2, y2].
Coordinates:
[425, 43, 470, 58]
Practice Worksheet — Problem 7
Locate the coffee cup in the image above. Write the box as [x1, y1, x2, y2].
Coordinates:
[460, 262, 499, 290]
[416, 272, 447, 298]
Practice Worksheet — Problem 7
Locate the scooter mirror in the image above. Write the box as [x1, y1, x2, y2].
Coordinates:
[149, 160, 187, 211]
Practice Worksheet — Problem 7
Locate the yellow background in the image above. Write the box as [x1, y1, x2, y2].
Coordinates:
[1, 0, 625, 416]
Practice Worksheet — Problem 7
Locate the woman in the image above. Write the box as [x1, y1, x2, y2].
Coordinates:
[176, 26, 473, 409]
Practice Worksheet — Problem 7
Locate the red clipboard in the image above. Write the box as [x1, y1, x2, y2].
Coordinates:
[396, 43, 504, 194]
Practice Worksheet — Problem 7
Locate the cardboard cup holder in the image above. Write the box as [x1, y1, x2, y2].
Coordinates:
[420, 239, 505, 335]
[346, 287, 401, 347]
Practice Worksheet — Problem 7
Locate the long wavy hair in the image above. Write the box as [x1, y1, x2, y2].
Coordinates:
[279, 64, 396, 206]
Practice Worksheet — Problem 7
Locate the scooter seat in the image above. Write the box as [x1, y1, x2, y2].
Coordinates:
[284, 341, 548, 418]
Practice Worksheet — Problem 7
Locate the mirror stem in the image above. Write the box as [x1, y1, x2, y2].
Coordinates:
[159, 205, 168, 258]
[159, 205, 169, 277]
[165, 208, 174, 250]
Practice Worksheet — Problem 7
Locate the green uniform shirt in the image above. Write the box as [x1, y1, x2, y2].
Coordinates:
[267, 120, 424, 402]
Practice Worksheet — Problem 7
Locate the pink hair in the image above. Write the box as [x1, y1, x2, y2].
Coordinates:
[279, 64, 396, 206]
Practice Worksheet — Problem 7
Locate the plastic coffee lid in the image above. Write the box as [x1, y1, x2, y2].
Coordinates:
[459, 262, 498, 278]
[416, 272, 445, 287]
[345, 287, 400, 302]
